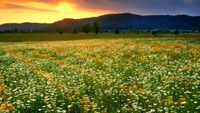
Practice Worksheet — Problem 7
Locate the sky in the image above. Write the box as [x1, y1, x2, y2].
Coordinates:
[0, 0, 200, 24]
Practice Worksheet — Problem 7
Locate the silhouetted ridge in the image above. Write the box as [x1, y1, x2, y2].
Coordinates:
[0, 13, 200, 31]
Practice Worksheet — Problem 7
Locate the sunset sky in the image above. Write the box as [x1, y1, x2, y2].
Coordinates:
[1, 0, 200, 24]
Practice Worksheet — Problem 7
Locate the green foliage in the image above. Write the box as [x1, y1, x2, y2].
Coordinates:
[73, 30, 77, 34]
[56, 29, 63, 34]
[82, 24, 91, 34]
[152, 31, 157, 36]
[163, 30, 171, 34]
[198, 25, 200, 33]
[14, 28, 18, 33]
[115, 30, 120, 34]
[175, 29, 180, 35]
[92, 22, 101, 34]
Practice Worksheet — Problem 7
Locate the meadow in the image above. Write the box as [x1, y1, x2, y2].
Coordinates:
[0, 33, 200, 113]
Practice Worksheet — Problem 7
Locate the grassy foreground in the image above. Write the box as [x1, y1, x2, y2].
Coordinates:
[0, 34, 200, 113]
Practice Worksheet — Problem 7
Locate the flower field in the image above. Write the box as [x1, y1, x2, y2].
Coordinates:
[0, 37, 200, 113]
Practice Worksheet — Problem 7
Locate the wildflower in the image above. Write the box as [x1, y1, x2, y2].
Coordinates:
[179, 97, 186, 101]
[168, 100, 174, 105]
[71, 95, 75, 99]
[0, 102, 15, 111]
[27, 100, 31, 103]
[67, 105, 72, 108]
[83, 106, 89, 111]
[75, 92, 80, 95]
[90, 101, 95, 106]
[181, 101, 187, 105]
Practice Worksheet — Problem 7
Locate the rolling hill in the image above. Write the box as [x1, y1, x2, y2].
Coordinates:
[0, 13, 200, 31]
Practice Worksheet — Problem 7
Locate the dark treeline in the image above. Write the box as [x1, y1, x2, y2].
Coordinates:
[0, 28, 198, 35]
[0, 29, 52, 34]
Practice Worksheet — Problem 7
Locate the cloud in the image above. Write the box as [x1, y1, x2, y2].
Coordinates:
[184, 0, 193, 3]
[1, 0, 200, 15]
[3, 3, 59, 13]
[67, 0, 200, 15]
[2, 0, 61, 4]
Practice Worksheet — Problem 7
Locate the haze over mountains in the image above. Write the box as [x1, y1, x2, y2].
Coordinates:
[0, 13, 200, 31]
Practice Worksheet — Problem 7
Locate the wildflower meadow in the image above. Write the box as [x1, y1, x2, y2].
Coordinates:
[0, 36, 200, 113]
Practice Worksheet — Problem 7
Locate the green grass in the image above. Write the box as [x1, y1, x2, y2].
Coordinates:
[0, 33, 200, 42]
[0, 34, 200, 113]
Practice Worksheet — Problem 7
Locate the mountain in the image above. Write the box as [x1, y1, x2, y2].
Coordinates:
[0, 23, 48, 31]
[0, 13, 200, 31]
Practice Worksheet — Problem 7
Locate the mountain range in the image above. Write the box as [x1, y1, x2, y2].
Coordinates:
[0, 13, 200, 31]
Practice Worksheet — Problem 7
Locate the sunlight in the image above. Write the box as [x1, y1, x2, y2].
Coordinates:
[61, 8, 65, 12]
[58, 2, 75, 12]
[0, 1, 113, 24]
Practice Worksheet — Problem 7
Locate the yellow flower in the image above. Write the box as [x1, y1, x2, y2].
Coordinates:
[179, 97, 186, 101]
[0, 102, 15, 111]
[101, 109, 107, 113]
[168, 96, 173, 100]
[75, 92, 80, 95]
[0, 103, 7, 110]
[197, 59, 200, 63]
[90, 101, 95, 106]
[71, 95, 75, 99]
[132, 84, 138, 90]
[164, 101, 168, 105]
[168, 100, 174, 105]
[83, 106, 89, 111]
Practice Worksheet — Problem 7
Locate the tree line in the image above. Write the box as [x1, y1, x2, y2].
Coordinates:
[81, 22, 101, 34]
[1, 23, 200, 34]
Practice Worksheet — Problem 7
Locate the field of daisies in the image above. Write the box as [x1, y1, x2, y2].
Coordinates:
[0, 37, 200, 113]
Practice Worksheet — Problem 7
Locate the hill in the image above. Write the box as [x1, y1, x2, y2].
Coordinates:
[0, 13, 200, 31]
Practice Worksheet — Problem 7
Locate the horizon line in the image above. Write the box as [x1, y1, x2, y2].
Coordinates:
[1, 12, 200, 25]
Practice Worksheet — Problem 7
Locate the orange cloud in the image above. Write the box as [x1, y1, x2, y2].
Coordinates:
[3, 0, 63, 4]
[3, 3, 59, 12]
[0, 1, 113, 24]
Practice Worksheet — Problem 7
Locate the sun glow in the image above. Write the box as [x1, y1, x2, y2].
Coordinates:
[0, 1, 114, 24]
[61, 8, 65, 12]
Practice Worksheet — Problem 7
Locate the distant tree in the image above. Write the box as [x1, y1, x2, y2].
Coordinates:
[198, 25, 200, 33]
[152, 31, 157, 36]
[175, 29, 179, 35]
[156, 30, 163, 34]
[82, 24, 91, 34]
[59, 31, 63, 34]
[92, 22, 101, 34]
[163, 30, 170, 34]
[32, 29, 39, 33]
[14, 28, 18, 33]
[26, 30, 30, 33]
[137, 31, 140, 34]
[146, 30, 151, 33]
[115, 30, 120, 34]
[73, 30, 77, 34]
[56, 28, 63, 34]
